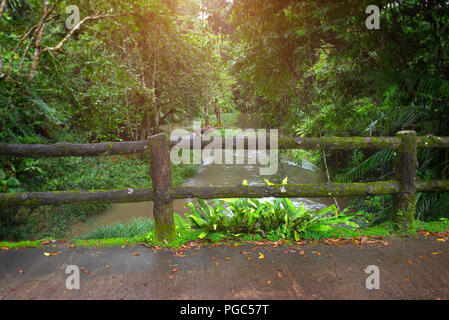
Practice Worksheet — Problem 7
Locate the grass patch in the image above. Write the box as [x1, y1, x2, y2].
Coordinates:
[79, 217, 155, 240]
[0, 240, 43, 249]
[73, 237, 145, 247]
[2, 216, 448, 250]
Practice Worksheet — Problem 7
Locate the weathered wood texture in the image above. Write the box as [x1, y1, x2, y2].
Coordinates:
[171, 181, 402, 199]
[2, 131, 449, 235]
[393, 131, 418, 232]
[0, 188, 154, 206]
[149, 134, 175, 242]
[0, 140, 149, 157]
[0, 181, 399, 206]
[2, 135, 449, 158]
[1, 180, 448, 207]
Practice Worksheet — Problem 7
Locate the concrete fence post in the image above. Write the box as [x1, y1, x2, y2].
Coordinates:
[149, 133, 175, 243]
[393, 130, 418, 232]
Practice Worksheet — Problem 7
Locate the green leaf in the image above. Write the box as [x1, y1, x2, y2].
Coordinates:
[199, 232, 208, 239]
[6, 176, 20, 187]
[294, 231, 300, 241]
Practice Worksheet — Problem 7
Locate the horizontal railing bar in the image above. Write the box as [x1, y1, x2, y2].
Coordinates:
[0, 140, 149, 158]
[2, 180, 448, 207]
[0, 188, 154, 206]
[1, 135, 449, 158]
[0, 181, 400, 206]
[170, 181, 402, 199]
[415, 180, 449, 192]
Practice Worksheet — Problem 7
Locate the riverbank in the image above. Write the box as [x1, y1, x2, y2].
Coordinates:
[0, 155, 199, 242]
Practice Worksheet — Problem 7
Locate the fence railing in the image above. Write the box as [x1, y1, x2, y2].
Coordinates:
[1, 131, 449, 240]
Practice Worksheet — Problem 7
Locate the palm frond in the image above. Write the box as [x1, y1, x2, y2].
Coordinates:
[341, 149, 395, 182]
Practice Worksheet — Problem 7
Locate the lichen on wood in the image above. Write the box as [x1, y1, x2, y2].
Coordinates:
[149, 134, 175, 243]
[393, 131, 417, 232]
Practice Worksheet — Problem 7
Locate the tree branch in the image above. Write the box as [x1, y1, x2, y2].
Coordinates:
[42, 13, 130, 53]
[0, 0, 7, 20]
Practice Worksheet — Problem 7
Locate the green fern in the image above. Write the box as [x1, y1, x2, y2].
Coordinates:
[341, 149, 395, 182]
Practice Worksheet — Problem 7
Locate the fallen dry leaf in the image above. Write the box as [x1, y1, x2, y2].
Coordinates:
[299, 251, 305, 255]
[133, 252, 140, 256]
[404, 278, 409, 281]
[277, 272, 282, 279]
[19, 269, 24, 274]
[168, 274, 173, 279]
[408, 260, 413, 265]
[258, 253, 264, 259]
[312, 251, 321, 256]
[240, 251, 248, 255]
[215, 262, 220, 266]
[172, 268, 179, 273]
[140, 242, 151, 248]
[267, 280, 272, 284]
[437, 238, 446, 242]
[212, 256, 217, 261]
[2, 246, 9, 251]
[418, 256, 425, 259]
[248, 257, 252, 261]
[432, 251, 442, 255]
[225, 257, 231, 261]
[81, 268, 89, 275]
[105, 265, 110, 269]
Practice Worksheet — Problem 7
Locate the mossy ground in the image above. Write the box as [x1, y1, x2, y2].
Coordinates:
[1, 219, 448, 250]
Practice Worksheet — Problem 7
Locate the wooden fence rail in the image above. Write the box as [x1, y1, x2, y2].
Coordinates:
[1, 131, 449, 240]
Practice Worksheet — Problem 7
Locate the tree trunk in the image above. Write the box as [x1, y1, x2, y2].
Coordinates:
[215, 104, 222, 126]
[28, 0, 48, 81]
[205, 103, 210, 127]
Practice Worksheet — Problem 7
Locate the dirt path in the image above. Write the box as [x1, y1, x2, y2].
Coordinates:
[0, 235, 448, 300]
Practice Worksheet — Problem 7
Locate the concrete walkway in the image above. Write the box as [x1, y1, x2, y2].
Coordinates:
[0, 235, 448, 300]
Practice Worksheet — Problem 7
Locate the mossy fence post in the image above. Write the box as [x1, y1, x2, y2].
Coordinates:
[393, 130, 417, 232]
[149, 133, 175, 243]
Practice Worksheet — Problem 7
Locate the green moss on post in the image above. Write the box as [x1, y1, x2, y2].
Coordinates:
[149, 133, 175, 243]
[393, 131, 417, 233]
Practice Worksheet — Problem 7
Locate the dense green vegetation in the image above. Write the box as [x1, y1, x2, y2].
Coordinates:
[230, 0, 449, 223]
[1, 0, 448, 242]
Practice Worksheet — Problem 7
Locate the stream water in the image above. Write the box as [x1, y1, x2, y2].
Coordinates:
[68, 114, 345, 238]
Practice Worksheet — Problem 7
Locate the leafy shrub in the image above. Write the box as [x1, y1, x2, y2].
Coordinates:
[185, 197, 365, 241]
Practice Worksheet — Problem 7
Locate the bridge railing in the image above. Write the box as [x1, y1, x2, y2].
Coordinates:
[1, 131, 449, 240]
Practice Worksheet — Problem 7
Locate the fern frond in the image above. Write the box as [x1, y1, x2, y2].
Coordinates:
[341, 149, 395, 182]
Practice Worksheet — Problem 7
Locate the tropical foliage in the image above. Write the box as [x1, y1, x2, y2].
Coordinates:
[1, 0, 449, 241]
[185, 198, 366, 241]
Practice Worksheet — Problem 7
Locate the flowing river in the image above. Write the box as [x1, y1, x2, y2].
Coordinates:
[68, 115, 346, 238]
